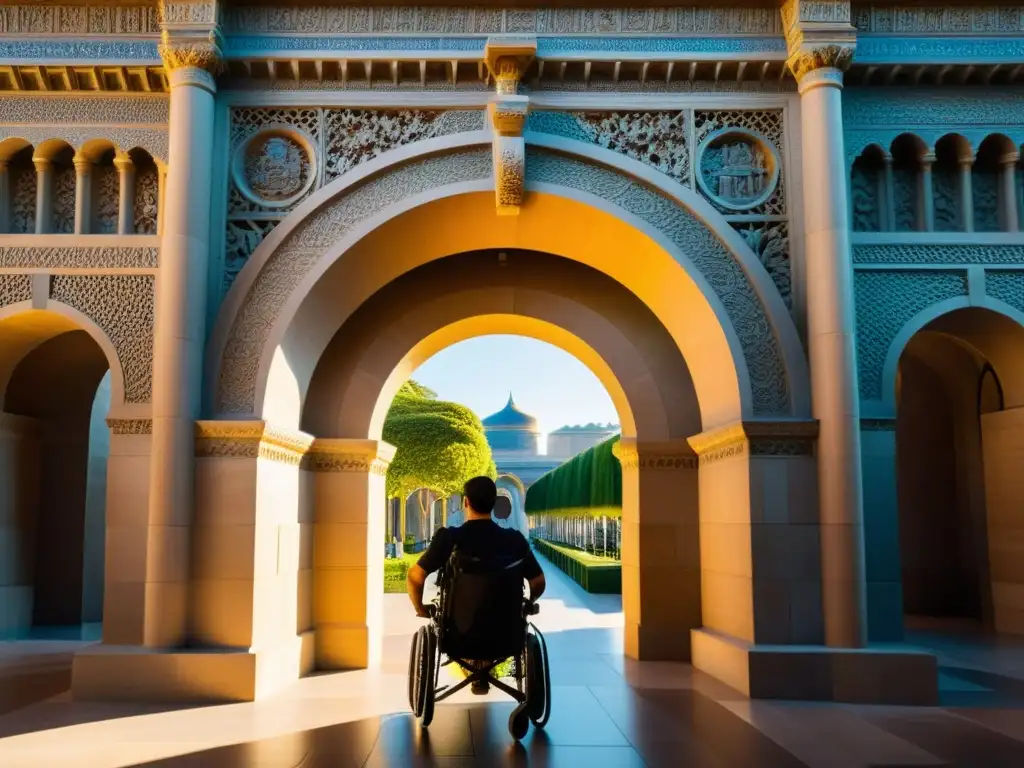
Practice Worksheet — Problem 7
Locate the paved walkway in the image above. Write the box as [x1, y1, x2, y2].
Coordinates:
[2, 557, 1024, 765]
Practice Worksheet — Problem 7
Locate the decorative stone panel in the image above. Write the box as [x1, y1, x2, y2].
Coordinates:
[985, 271, 1024, 316]
[733, 221, 790, 307]
[852, 244, 1024, 266]
[0, 247, 159, 270]
[0, 274, 32, 308]
[222, 107, 486, 294]
[50, 274, 155, 404]
[0, 5, 159, 34]
[852, 6, 1024, 33]
[854, 270, 968, 400]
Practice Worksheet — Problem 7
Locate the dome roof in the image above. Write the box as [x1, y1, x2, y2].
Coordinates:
[482, 393, 539, 431]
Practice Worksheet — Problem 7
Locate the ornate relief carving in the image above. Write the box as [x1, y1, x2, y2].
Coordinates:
[231, 108, 321, 153]
[854, 270, 968, 400]
[495, 142, 525, 212]
[787, 45, 855, 82]
[221, 7, 784, 35]
[529, 111, 690, 186]
[0, 274, 32, 308]
[973, 172, 1000, 232]
[52, 166, 76, 234]
[50, 275, 155, 403]
[853, 244, 1024, 265]
[93, 164, 119, 234]
[853, 6, 1024, 34]
[0, 5, 159, 34]
[526, 148, 790, 415]
[134, 166, 159, 235]
[698, 129, 779, 212]
[159, 1, 218, 26]
[235, 129, 316, 209]
[0, 40, 160, 62]
[223, 219, 276, 294]
[892, 167, 917, 232]
[985, 271, 1024, 316]
[932, 167, 961, 232]
[735, 222, 791, 307]
[194, 420, 315, 466]
[0, 247, 158, 270]
[844, 91, 1024, 129]
[158, 27, 223, 75]
[106, 418, 153, 435]
[10, 165, 35, 234]
[614, 441, 699, 471]
[0, 97, 169, 126]
[218, 149, 492, 414]
[851, 161, 881, 232]
[695, 110, 785, 216]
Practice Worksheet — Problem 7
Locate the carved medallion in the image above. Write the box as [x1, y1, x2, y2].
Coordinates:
[696, 128, 779, 212]
[232, 128, 316, 209]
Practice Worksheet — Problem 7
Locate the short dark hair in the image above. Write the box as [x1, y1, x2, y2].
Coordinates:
[463, 476, 497, 515]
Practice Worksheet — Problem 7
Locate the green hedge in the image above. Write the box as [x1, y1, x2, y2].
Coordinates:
[526, 435, 622, 518]
[533, 538, 621, 594]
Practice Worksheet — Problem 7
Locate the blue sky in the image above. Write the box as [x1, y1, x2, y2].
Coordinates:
[412, 335, 618, 449]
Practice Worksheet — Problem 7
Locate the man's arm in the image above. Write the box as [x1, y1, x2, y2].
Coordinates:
[407, 563, 430, 618]
[527, 572, 546, 602]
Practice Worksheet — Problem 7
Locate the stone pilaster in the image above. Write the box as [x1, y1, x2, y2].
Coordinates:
[305, 438, 395, 670]
[484, 37, 535, 216]
[614, 438, 701, 661]
[783, 0, 867, 650]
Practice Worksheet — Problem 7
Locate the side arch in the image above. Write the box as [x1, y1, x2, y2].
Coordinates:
[209, 135, 809, 432]
[880, 295, 1024, 414]
[0, 299, 129, 414]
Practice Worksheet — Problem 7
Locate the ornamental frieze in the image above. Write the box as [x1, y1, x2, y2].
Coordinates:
[0, 5, 159, 35]
[0, 247, 159, 270]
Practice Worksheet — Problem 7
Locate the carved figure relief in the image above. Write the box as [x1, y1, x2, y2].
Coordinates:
[694, 110, 785, 215]
[697, 129, 779, 211]
[10, 166, 36, 233]
[93, 164, 119, 234]
[134, 166, 159, 234]
[234, 129, 316, 208]
[52, 166, 76, 234]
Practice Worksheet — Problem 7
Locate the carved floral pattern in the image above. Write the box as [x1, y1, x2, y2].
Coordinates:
[734, 222, 791, 307]
[10, 165, 36, 234]
[50, 275, 155, 403]
[324, 109, 439, 181]
[892, 167, 917, 232]
[0, 274, 32, 308]
[52, 166, 76, 234]
[224, 219, 277, 294]
[973, 171, 1000, 232]
[932, 167, 961, 232]
[134, 166, 159, 234]
[93, 164, 119, 234]
[851, 161, 881, 232]
[576, 112, 689, 184]
[854, 270, 968, 400]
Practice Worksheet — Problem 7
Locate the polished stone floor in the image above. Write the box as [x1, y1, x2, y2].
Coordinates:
[2, 558, 1024, 766]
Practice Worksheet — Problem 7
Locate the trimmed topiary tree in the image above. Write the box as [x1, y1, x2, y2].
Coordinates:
[383, 380, 495, 546]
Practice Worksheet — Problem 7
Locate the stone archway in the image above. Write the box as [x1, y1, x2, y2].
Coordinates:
[199, 141, 821, 700]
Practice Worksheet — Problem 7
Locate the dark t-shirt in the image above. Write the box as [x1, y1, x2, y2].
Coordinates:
[417, 519, 543, 581]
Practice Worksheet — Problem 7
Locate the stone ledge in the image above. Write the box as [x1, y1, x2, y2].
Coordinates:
[691, 628, 939, 705]
[71, 631, 315, 703]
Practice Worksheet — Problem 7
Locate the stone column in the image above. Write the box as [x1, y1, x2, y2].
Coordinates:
[1000, 152, 1019, 232]
[114, 154, 137, 235]
[0, 160, 10, 234]
[73, 155, 93, 235]
[959, 156, 974, 232]
[614, 438, 701, 661]
[157, 165, 168, 236]
[32, 157, 53, 234]
[880, 153, 894, 231]
[918, 153, 935, 232]
[307, 439, 395, 670]
[144, 32, 221, 647]
[787, 40, 867, 647]
[484, 37, 536, 216]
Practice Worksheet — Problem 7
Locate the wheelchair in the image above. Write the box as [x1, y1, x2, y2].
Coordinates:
[407, 547, 552, 740]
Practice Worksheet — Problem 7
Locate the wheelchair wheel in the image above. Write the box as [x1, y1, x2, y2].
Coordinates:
[508, 703, 530, 741]
[410, 626, 438, 726]
[525, 629, 551, 727]
[407, 629, 420, 712]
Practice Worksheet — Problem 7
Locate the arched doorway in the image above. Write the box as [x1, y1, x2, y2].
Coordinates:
[894, 306, 1024, 635]
[201, 141, 818, 699]
[0, 307, 113, 639]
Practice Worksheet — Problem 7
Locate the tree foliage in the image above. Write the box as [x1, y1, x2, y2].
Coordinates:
[383, 380, 495, 502]
[525, 434, 622, 517]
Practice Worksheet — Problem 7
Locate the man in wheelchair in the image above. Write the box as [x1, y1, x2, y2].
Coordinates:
[405, 476, 552, 739]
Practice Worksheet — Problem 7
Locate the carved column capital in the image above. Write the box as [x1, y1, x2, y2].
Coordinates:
[484, 36, 536, 95]
[73, 154, 93, 175]
[113, 153, 135, 173]
[781, 0, 856, 86]
[159, 32, 223, 77]
[158, 2, 223, 87]
[687, 420, 819, 465]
